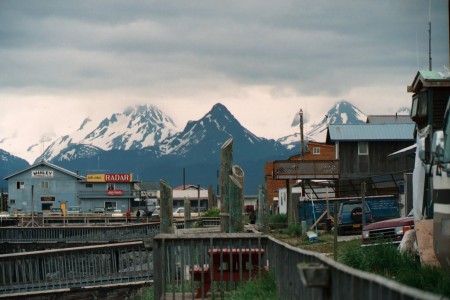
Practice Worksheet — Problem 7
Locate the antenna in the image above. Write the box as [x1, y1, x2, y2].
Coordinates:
[428, 0, 432, 71]
[299, 109, 304, 160]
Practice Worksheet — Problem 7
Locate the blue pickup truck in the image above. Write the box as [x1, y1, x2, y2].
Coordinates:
[297, 195, 399, 232]
[337, 200, 373, 235]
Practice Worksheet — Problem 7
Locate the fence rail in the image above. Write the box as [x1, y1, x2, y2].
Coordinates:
[0, 223, 161, 244]
[0, 218, 221, 245]
[0, 241, 153, 296]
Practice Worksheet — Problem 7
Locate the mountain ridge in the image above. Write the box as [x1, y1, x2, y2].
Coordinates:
[0, 101, 410, 193]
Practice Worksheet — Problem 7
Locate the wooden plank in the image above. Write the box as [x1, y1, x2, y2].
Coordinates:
[309, 210, 328, 231]
[415, 219, 441, 267]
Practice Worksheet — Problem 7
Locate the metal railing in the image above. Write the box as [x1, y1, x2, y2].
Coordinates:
[0, 241, 153, 296]
[0, 218, 220, 244]
[0, 223, 161, 244]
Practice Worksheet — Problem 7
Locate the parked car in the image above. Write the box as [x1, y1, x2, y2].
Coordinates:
[94, 207, 105, 214]
[152, 207, 160, 217]
[173, 207, 201, 218]
[49, 207, 62, 216]
[66, 206, 81, 215]
[0, 211, 10, 218]
[362, 209, 414, 246]
[111, 209, 123, 217]
[337, 200, 372, 235]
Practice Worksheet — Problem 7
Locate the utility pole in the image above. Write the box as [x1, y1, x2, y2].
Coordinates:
[299, 109, 304, 159]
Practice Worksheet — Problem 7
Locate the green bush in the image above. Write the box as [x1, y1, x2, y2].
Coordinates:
[268, 214, 287, 223]
[283, 223, 302, 237]
[202, 207, 220, 217]
[268, 214, 288, 229]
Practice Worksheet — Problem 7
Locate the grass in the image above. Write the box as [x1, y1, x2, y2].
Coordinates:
[339, 243, 450, 297]
[225, 272, 279, 300]
[135, 273, 280, 300]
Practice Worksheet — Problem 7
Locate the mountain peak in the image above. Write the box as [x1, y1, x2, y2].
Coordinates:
[39, 104, 178, 162]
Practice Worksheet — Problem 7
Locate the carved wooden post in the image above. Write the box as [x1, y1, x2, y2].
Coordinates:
[220, 138, 233, 232]
[229, 165, 244, 232]
[160, 180, 173, 234]
[258, 185, 267, 233]
[229, 169, 244, 233]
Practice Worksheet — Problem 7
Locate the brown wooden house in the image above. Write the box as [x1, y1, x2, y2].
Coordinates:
[265, 141, 335, 206]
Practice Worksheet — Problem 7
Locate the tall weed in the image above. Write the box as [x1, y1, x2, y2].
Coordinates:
[339, 243, 450, 297]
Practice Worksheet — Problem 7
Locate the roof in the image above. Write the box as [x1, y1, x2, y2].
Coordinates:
[408, 70, 450, 94]
[327, 124, 415, 142]
[366, 115, 413, 124]
[3, 160, 85, 180]
[174, 184, 203, 190]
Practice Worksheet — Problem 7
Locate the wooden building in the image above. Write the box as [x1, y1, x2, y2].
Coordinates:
[265, 141, 335, 207]
[326, 123, 415, 197]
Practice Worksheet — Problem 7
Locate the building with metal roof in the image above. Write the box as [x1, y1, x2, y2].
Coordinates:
[326, 123, 415, 142]
[366, 115, 413, 124]
[325, 123, 415, 197]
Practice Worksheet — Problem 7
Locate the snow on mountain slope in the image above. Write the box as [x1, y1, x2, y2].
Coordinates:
[280, 100, 367, 149]
[39, 104, 177, 162]
[159, 103, 264, 156]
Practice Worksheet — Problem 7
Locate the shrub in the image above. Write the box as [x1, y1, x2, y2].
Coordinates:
[202, 208, 220, 217]
[283, 223, 302, 237]
[268, 214, 288, 230]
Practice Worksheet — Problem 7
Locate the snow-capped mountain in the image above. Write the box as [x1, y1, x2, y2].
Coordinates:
[157, 103, 287, 160]
[279, 100, 367, 150]
[396, 107, 410, 115]
[1, 100, 411, 193]
[39, 104, 177, 162]
[38, 103, 293, 194]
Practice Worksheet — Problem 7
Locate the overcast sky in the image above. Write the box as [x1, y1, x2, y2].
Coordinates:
[0, 0, 448, 163]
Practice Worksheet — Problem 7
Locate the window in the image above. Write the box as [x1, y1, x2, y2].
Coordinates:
[85, 183, 93, 188]
[40, 181, 49, 189]
[9, 199, 15, 205]
[358, 142, 369, 155]
[16, 182, 24, 189]
[313, 147, 320, 155]
[41, 203, 52, 211]
[107, 183, 115, 191]
[105, 202, 117, 211]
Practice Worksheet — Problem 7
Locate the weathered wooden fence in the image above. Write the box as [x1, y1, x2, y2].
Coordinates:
[154, 233, 448, 300]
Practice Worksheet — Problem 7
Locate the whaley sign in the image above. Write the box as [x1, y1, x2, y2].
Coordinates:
[31, 170, 54, 177]
[87, 173, 133, 183]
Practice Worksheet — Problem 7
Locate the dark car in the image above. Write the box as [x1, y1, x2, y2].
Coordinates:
[337, 201, 372, 235]
[362, 210, 414, 246]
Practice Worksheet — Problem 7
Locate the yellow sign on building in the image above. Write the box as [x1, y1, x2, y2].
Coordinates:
[86, 174, 105, 182]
